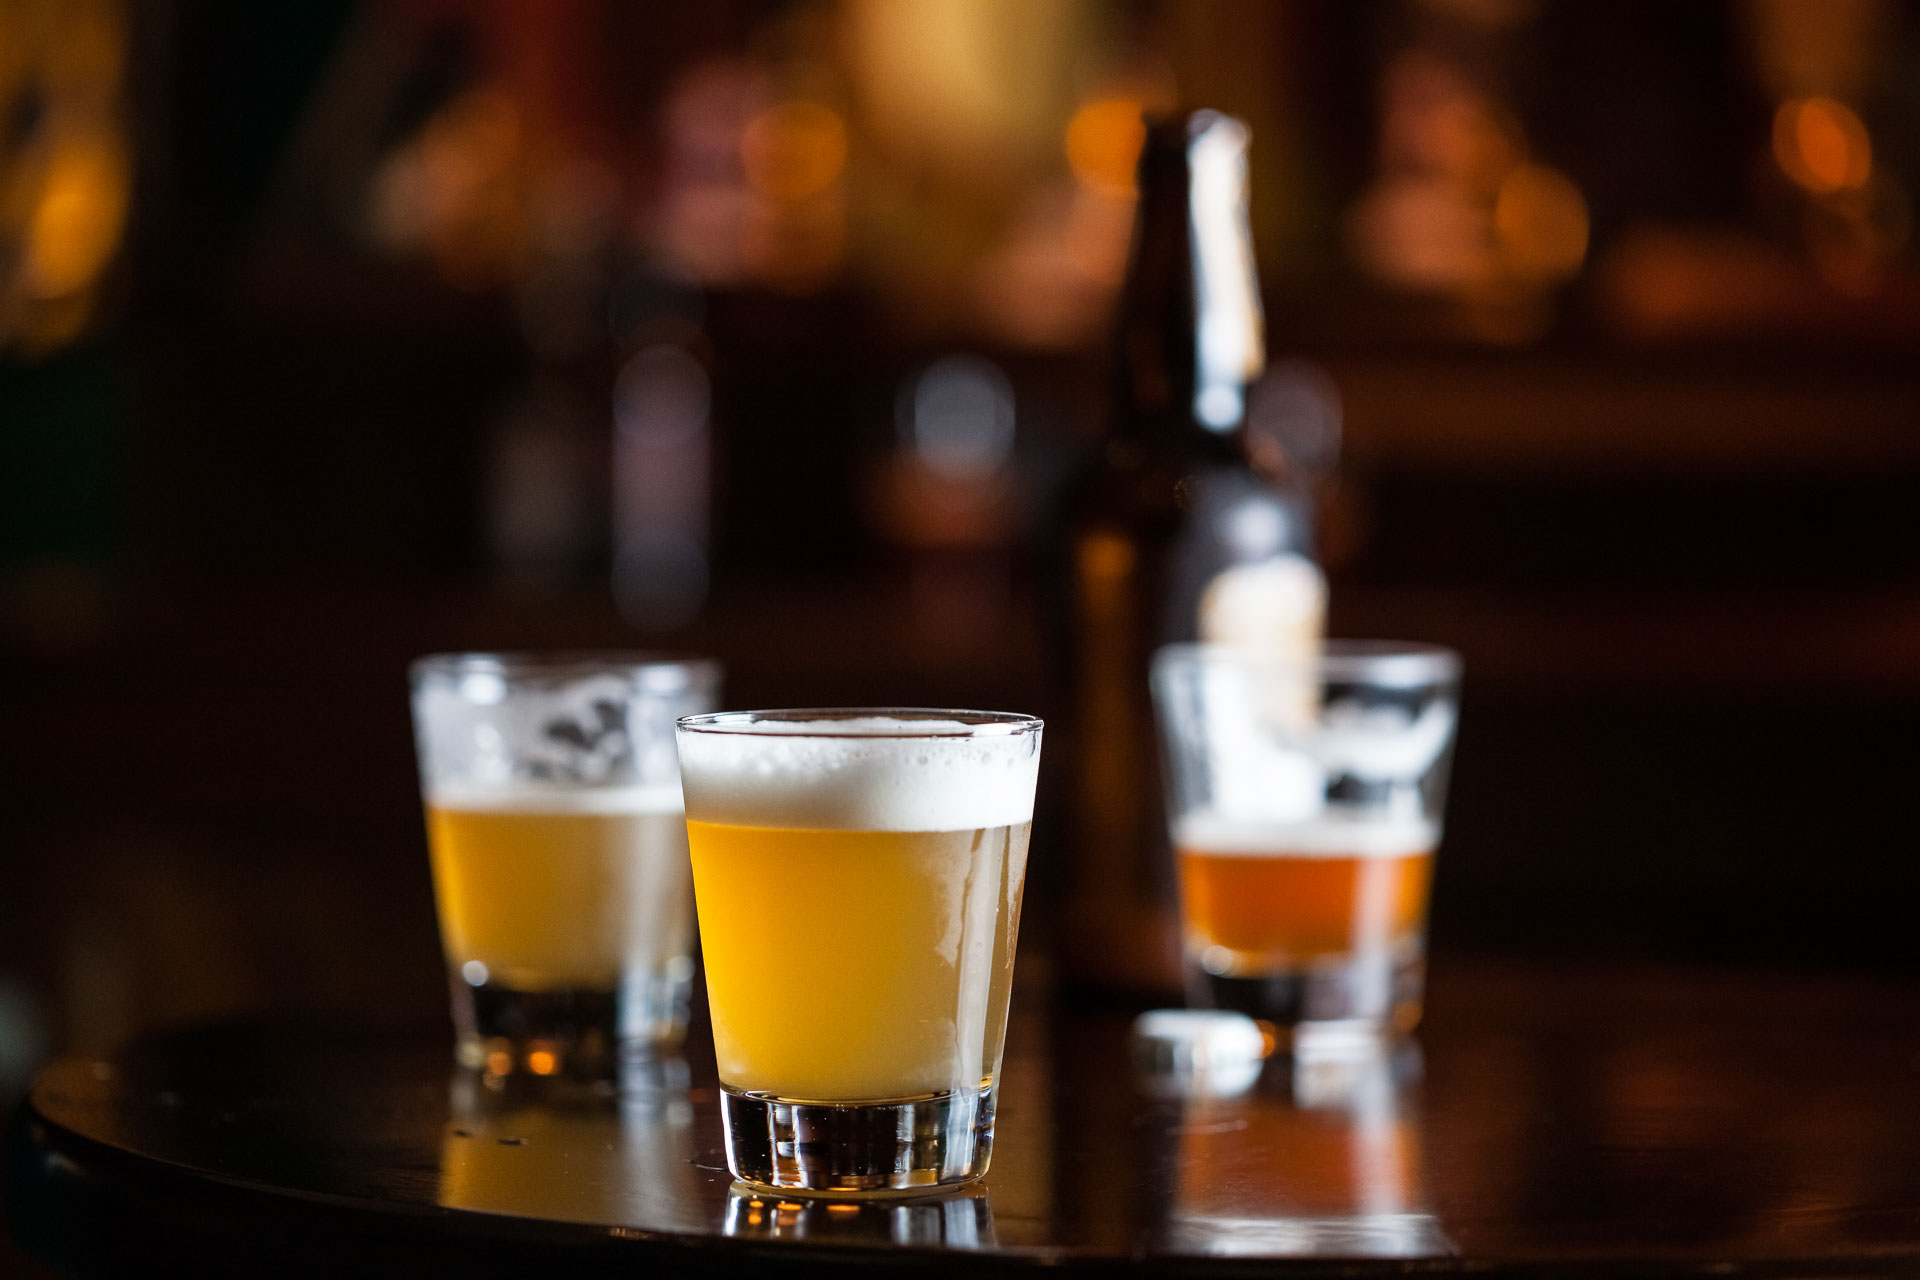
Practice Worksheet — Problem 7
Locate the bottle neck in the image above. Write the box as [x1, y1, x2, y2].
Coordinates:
[1111, 111, 1266, 454]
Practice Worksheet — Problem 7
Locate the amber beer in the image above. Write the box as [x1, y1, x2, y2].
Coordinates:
[1175, 814, 1435, 1031]
[675, 710, 1043, 1196]
[1151, 642, 1460, 1037]
[1177, 814, 1434, 973]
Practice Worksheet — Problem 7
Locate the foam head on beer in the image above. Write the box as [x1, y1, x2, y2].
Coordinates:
[675, 716, 1039, 832]
[676, 713, 1041, 1102]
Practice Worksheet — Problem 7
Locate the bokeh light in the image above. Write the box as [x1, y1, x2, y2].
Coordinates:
[23, 130, 130, 300]
[741, 101, 848, 203]
[1, 0, 131, 352]
[1773, 97, 1872, 196]
[1065, 98, 1146, 200]
[370, 87, 530, 290]
[1493, 163, 1590, 283]
[613, 344, 712, 631]
[904, 354, 1016, 482]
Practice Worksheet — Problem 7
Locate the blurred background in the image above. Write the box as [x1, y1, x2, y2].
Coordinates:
[3, 0, 1919, 1122]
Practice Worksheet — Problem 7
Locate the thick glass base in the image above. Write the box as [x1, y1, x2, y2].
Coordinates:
[720, 1084, 996, 1197]
[451, 971, 690, 1080]
[1189, 951, 1424, 1047]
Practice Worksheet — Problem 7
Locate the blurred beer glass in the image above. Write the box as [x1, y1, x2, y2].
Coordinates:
[411, 654, 719, 1078]
[675, 709, 1042, 1195]
[1151, 643, 1459, 1045]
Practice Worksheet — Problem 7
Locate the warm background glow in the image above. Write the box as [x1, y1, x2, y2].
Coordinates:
[0, 0, 131, 353]
[1, 7, 1919, 1211]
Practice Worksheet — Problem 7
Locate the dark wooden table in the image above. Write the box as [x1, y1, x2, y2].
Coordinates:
[10, 959, 1920, 1276]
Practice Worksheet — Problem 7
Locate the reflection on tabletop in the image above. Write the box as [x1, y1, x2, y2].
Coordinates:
[438, 1058, 703, 1227]
[723, 1186, 996, 1249]
[1155, 1038, 1447, 1259]
[22, 965, 1920, 1271]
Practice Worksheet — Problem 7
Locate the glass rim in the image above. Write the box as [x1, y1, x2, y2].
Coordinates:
[410, 651, 721, 688]
[676, 707, 1043, 738]
[1153, 640, 1460, 684]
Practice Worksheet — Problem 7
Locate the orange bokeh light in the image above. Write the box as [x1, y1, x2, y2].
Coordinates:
[25, 130, 131, 299]
[1065, 98, 1145, 199]
[740, 101, 847, 202]
[1773, 97, 1871, 195]
[1493, 163, 1590, 283]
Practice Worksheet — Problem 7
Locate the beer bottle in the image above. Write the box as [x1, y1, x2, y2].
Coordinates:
[1055, 110, 1326, 995]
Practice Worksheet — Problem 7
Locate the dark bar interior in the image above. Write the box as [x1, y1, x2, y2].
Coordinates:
[4, 1, 1920, 1274]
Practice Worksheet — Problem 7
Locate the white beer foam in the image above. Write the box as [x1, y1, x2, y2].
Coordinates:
[676, 718, 1040, 832]
[427, 782, 685, 814]
[1176, 810, 1437, 860]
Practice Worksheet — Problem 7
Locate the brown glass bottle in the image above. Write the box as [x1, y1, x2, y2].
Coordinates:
[1055, 111, 1325, 995]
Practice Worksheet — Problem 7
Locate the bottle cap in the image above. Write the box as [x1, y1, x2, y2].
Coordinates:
[1130, 1009, 1269, 1097]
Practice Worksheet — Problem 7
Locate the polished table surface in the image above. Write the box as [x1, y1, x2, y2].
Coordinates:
[11, 959, 1920, 1276]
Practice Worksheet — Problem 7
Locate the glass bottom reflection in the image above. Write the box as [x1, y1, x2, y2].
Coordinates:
[439, 1057, 697, 1225]
[723, 1184, 995, 1248]
[1167, 1212, 1447, 1258]
[1159, 1039, 1450, 1260]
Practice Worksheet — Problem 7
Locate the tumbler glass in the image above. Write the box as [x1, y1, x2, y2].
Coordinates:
[1152, 643, 1459, 1045]
[411, 653, 719, 1078]
[676, 709, 1042, 1195]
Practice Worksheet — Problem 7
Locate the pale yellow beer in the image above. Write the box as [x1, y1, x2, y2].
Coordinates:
[411, 653, 717, 1076]
[675, 710, 1042, 1193]
[427, 787, 693, 994]
[687, 819, 1029, 1100]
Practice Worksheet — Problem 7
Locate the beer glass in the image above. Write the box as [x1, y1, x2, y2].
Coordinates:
[675, 709, 1042, 1196]
[1151, 643, 1459, 1044]
[411, 653, 719, 1078]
